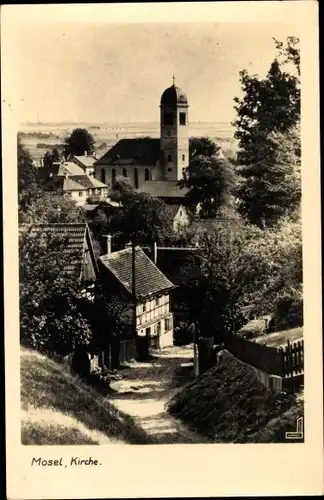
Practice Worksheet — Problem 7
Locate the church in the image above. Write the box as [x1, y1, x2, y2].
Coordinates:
[94, 78, 190, 204]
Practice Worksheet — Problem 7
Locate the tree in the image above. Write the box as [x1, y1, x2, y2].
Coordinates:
[64, 128, 95, 158]
[233, 36, 301, 226]
[19, 229, 92, 355]
[43, 146, 64, 170]
[180, 154, 238, 219]
[20, 190, 83, 224]
[233, 37, 300, 166]
[236, 126, 301, 226]
[179, 216, 302, 341]
[92, 176, 175, 246]
[189, 137, 219, 160]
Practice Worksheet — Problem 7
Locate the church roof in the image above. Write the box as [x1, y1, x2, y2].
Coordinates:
[160, 84, 188, 107]
[139, 180, 189, 199]
[95, 138, 160, 167]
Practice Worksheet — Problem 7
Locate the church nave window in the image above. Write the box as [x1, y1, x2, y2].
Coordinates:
[145, 168, 150, 181]
[122, 168, 128, 177]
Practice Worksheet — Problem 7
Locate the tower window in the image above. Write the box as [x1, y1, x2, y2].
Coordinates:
[145, 168, 150, 181]
[168, 168, 172, 172]
[122, 168, 127, 177]
[101, 168, 105, 183]
[167, 154, 172, 162]
[180, 112, 186, 125]
[182, 154, 185, 161]
[163, 113, 174, 126]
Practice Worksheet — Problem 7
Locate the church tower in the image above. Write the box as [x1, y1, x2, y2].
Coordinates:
[160, 77, 189, 181]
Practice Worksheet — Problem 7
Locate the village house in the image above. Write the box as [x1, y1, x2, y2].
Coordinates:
[70, 153, 97, 176]
[98, 238, 176, 349]
[47, 160, 108, 206]
[19, 222, 99, 284]
[166, 204, 190, 232]
[94, 77, 190, 206]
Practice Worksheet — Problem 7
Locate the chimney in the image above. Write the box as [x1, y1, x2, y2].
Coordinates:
[103, 234, 112, 255]
[84, 150, 87, 157]
[152, 241, 158, 264]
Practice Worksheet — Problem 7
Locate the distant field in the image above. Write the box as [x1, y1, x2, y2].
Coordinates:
[19, 121, 237, 161]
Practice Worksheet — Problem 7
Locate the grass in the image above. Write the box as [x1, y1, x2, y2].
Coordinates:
[21, 347, 153, 445]
[254, 327, 303, 347]
[167, 350, 304, 443]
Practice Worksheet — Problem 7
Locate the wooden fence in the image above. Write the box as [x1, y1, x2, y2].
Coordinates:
[224, 335, 304, 377]
[280, 339, 304, 377]
[194, 335, 304, 379]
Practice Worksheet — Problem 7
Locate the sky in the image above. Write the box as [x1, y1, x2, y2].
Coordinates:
[16, 22, 298, 124]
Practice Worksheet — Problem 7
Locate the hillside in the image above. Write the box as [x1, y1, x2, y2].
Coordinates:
[167, 350, 304, 443]
[21, 348, 152, 445]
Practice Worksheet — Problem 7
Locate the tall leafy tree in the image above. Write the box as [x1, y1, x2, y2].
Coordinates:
[181, 154, 238, 219]
[189, 137, 219, 160]
[64, 128, 96, 158]
[92, 176, 175, 245]
[233, 36, 301, 226]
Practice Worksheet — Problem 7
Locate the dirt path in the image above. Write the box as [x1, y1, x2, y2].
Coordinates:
[107, 345, 207, 444]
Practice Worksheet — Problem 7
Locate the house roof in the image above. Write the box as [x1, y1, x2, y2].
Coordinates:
[57, 162, 85, 176]
[19, 223, 98, 279]
[99, 246, 175, 299]
[72, 155, 96, 167]
[52, 175, 107, 191]
[138, 180, 189, 199]
[95, 138, 161, 167]
[166, 204, 186, 220]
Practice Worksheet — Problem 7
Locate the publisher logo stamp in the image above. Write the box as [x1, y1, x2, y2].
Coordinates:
[285, 417, 304, 440]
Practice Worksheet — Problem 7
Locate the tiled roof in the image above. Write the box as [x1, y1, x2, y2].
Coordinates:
[99, 246, 175, 299]
[57, 162, 85, 176]
[19, 223, 97, 279]
[72, 155, 96, 167]
[95, 138, 160, 166]
[55, 175, 107, 191]
[139, 180, 189, 198]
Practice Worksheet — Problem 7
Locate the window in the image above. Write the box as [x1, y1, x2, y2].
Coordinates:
[182, 154, 185, 161]
[122, 168, 127, 177]
[168, 168, 172, 172]
[167, 130, 171, 137]
[155, 297, 160, 307]
[79, 191, 83, 197]
[143, 302, 146, 312]
[145, 327, 151, 337]
[180, 112, 186, 125]
[101, 168, 105, 183]
[112, 168, 116, 185]
[164, 317, 172, 332]
[167, 154, 172, 162]
[163, 112, 174, 126]
[134, 168, 139, 189]
[145, 168, 150, 181]
[155, 322, 161, 335]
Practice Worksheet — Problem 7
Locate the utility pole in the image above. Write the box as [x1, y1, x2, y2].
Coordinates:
[132, 241, 137, 340]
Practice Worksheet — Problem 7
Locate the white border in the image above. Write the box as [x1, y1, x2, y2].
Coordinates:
[2, 2, 323, 498]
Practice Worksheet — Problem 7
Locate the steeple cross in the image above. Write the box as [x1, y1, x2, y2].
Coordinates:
[172, 74, 176, 85]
